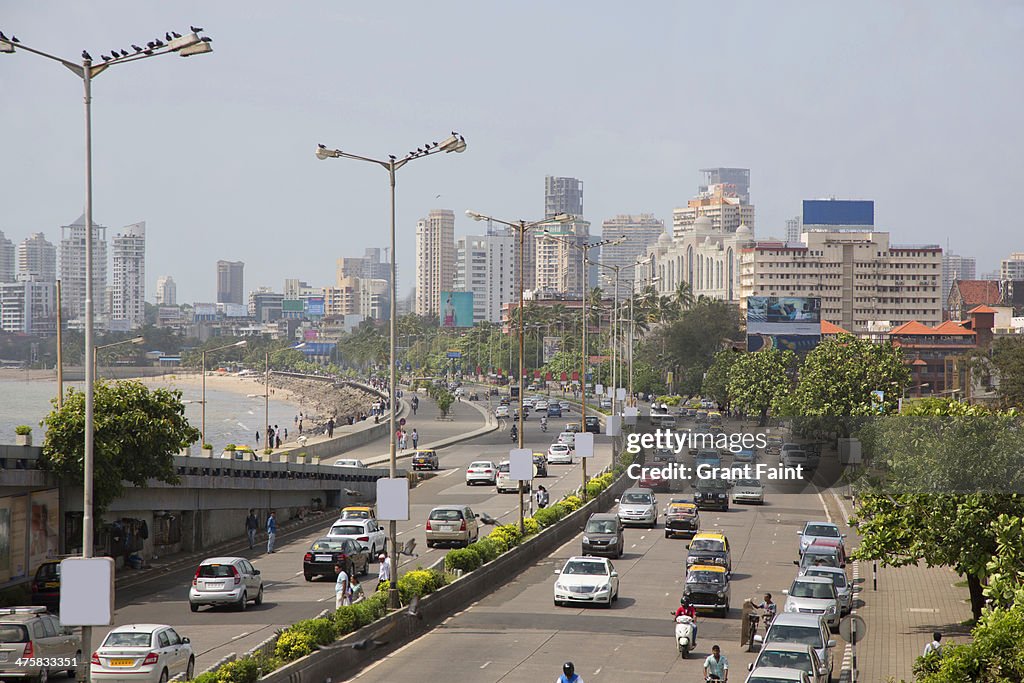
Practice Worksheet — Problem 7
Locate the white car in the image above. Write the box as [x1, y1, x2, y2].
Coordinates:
[535, 400, 549, 411]
[495, 405, 510, 418]
[748, 642, 827, 683]
[466, 460, 498, 485]
[333, 458, 366, 468]
[327, 518, 388, 556]
[783, 575, 841, 630]
[732, 478, 765, 504]
[553, 556, 619, 607]
[188, 557, 264, 612]
[557, 431, 576, 448]
[547, 443, 573, 464]
[495, 461, 532, 493]
[92, 624, 195, 683]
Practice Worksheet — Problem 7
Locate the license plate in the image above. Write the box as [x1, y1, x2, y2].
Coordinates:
[315, 555, 332, 562]
[110, 659, 135, 667]
[442, 525, 456, 532]
[206, 582, 224, 589]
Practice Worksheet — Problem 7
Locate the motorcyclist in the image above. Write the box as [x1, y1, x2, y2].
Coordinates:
[703, 644, 728, 681]
[510, 424, 518, 441]
[540, 415, 548, 431]
[674, 596, 697, 646]
[557, 661, 583, 683]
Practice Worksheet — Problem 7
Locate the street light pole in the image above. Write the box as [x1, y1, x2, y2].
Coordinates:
[317, 134, 466, 609]
[93, 336, 145, 379]
[265, 350, 270, 451]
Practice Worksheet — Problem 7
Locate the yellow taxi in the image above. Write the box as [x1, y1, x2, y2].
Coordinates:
[664, 499, 700, 538]
[412, 449, 439, 471]
[683, 564, 731, 617]
[340, 505, 375, 521]
[685, 531, 732, 572]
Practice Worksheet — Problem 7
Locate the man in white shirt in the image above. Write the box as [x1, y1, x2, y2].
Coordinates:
[923, 631, 943, 657]
[703, 645, 729, 681]
[377, 553, 391, 583]
[335, 564, 350, 610]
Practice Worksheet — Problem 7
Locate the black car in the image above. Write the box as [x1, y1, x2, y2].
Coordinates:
[30, 560, 62, 612]
[693, 479, 730, 511]
[584, 416, 601, 434]
[581, 513, 624, 558]
[664, 499, 700, 538]
[302, 537, 370, 581]
[683, 565, 731, 617]
[533, 454, 548, 477]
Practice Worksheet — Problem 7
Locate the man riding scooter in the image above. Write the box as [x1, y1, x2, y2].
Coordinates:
[672, 595, 698, 655]
[540, 414, 548, 432]
[510, 424, 518, 442]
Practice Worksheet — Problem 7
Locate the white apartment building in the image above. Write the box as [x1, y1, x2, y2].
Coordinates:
[110, 222, 146, 329]
[156, 275, 177, 306]
[455, 233, 516, 323]
[941, 253, 976, 307]
[738, 229, 943, 333]
[533, 218, 590, 297]
[0, 280, 56, 334]
[673, 183, 755, 239]
[648, 215, 752, 302]
[1000, 252, 1024, 281]
[599, 214, 665, 295]
[357, 278, 389, 320]
[0, 231, 14, 283]
[415, 209, 455, 317]
[60, 214, 108, 320]
[17, 233, 57, 283]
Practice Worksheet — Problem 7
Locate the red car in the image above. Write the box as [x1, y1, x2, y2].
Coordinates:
[807, 538, 847, 567]
[638, 471, 671, 493]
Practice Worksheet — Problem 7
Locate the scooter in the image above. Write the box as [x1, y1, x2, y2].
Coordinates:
[672, 613, 696, 658]
[540, 419, 548, 432]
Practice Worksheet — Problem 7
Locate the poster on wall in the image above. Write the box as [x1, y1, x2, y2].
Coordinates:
[543, 336, 562, 363]
[0, 494, 29, 585]
[28, 489, 59, 573]
[439, 291, 474, 328]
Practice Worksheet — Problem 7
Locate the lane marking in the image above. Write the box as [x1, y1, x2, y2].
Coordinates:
[480, 661, 491, 669]
[230, 631, 250, 641]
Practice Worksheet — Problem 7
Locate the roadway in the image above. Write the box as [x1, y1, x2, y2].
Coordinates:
[347, 418, 856, 682]
[108, 415, 614, 673]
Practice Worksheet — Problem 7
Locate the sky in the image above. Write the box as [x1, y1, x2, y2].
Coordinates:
[2, 1, 1023, 303]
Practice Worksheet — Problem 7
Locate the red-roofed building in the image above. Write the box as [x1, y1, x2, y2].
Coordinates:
[947, 280, 1001, 320]
[890, 319, 977, 396]
[820, 320, 851, 338]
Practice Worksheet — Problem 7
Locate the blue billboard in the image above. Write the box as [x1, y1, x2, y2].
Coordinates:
[747, 334, 821, 353]
[440, 291, 474, 328]
[305, 297, 325, 317]
[803, 199, 874, 226]
[301, 342, 335, 357]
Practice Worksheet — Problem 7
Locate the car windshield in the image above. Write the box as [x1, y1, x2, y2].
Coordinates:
[198, 564, 235, 578]
[802, 553, 840, 568]
[690, 539, 724, 552]
[767, 625, 823, 648]
[687, 570, 725, 584]
[805, 524, 840, 537]
[103, 632, 153, 648]
[469, 462, 491, 469]
[622, 493, 652, 505]
[755, 650, 813, 672]
[735, 479, 761, 487]
[498, 463, 511, 472]
[311, 540, 345, 551]
[0, 625, 29, 643]
[37, 563, 60, 579]
[748, 677, 803, 683]
[586, 519, 618, 533]
[806, 570, 847, 588]
[429, 509, 464, 521]
[330, 525, 363, 536]
[791, 581, 836, 599]
[342, 510, 370, 519]
[669, 505, 694, 515]
[562, 561, 607, 576]
[551, 445, 567, 452]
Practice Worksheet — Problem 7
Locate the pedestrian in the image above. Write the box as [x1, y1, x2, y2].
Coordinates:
[327, 417, 335, 438]
[284, 428, 288, 440]
[267, 425, 275, 445]
[266, 510, 277, 553]
[255, 431, 260, 447]
[275, 433, 281, 449]
[377, 552, 391, 583]
[334, 564, 350, 609]
[411, 429, 419, 449]
[245, 509, 259, 549]
[299, 419, 303, 434]
[400, 431, 409, 450]
[294, 415, 298, 426]
[349, 574, 364, 603]
[535, 485, 549, 509]
[923, 631, 943, 657]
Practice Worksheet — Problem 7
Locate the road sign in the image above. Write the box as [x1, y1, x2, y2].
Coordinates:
[839, 614, 867, 645]
[447, 350, 462, 359]
[399, 418, 407, 426]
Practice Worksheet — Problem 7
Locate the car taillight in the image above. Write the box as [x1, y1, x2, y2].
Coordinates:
[459, 519, 467, 531]
[23, 642, 33, 658]
[231, 565, 241, 585]
[193, 567, 200, 586]
[143, 652, 159, 666]
[484, 469, 492, 473]
[91, 652, 100, 666]
[304, 553, 313, 562]
[425, 520, 432, 530]
[357, 536, 369, 542]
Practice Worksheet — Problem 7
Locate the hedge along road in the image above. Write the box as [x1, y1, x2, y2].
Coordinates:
[110, 424, 615, 673]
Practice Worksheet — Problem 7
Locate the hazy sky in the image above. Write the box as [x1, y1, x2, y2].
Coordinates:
[2, 1, 1023, 303]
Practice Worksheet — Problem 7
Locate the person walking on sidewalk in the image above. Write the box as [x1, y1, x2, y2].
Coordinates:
[923, 632, 943, 657]
[334, 564, 350, 609]
[245, 509, 259, 549]
[411, 429, 419, 449]
[327, 417, 335, 438]
[266, 510, 277, 553]
[349, 574, 364, 603]
[377, 552, 391, 583]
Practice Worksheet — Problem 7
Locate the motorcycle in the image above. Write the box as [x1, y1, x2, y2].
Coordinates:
[540, 419, 548, 432]
[672, 613, 696, 658]
[510, 427, 518, 442]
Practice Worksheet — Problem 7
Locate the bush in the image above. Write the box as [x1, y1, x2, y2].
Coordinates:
[489, 524, 523, 549]
[224, 443, 237, 451]
[202, 443, 213, 450]
[445, 547, 483, 573]
[586, 480, 605, 499]
[523, 517, 541, 536]
[534, 504, 567, 528]
[263, 448, 273, 455]
[214, 657, 262, 683]
[274, 630, 316, 662]
[399, 569, 446, 601]
[470, 537, 501, 563]
[191, 673, 218, 683]
[14, 425, 31, 435]
[655, 395, 682, 406]
[561, 495, 584, 512]
[333, 604, 358, 634]
[289, 617, 336, 646]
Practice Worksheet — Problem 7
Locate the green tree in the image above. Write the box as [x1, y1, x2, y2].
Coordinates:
[791, 334, 909, 417]
[911, 600, 1024, 682]
[728, 348, 795, 425]
[981, 337, 1024, 409]
[41, 381, 200, 515]
[702, 349, 740, 408]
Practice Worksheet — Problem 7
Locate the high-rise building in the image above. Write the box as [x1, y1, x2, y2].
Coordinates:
[599, 214, 665, 294]
[534, 218, 590, 297]
[1000, 252, 1024, 281]
[248, 287, 283, 322]
[216, 260, 245, 305]
[699, 167, 750, 204]
[60, 213, 107, 320]
[414, 209, 455, 317]
[455, 233, 516, 323]
[0, 280, 56, 335]
[545, 176, 584, 218]
[0, 231, 14, 282]
[110, 222, 146, 329]
[941, 253, 977, 309]
[156, 275, 177, 307]
[673, 176, 755, 238]
[17, 233, 57, 283]
[785, 216, 803, 244]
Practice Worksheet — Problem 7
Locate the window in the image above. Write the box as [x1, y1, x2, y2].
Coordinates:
[158, 631, 170, 648]
[166, 629, 182, 646]
[41, 617, 57, 638]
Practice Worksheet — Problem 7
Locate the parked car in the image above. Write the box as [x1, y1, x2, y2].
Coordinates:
[745, 667, 811, 683]
[783, 575, 841, 630]
[92, 624, 194, 683]
[553, 556, 619, 607]
[411, 449, 439, 471]
[732, 478, 765, 505]
[804, 565, 854, 615]
[302, 537, 370, 581]
[327, 518, 388, 557]
[547, 443, 573, 464]
[756, 613, 837, 682]
[29, 559, 62, 613]
[333, 458, 366, 468]
[797, 522, 846, 556]
[425, 504, 480, 548]
[683, 564, 731, 617]
[465, 460, 498, 485]
[748, 642, 827, 683]
[615, 488, 658, 528]
[664, 499, 700, 538]
[584, 416, 601, 433]
[495, 461, 532, 493]
[188, 557, 264, 612]
[765, 435, 784, 454]
[581, 513, 624, 558]
[808, 538, 847, 567]
[685, 532, 732, 572]
[796, 544, 844, 575]
[0, 606, 80, 681]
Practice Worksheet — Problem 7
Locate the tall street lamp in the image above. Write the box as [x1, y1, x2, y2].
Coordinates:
[629, 270, 659, 405]
[201, 340, 247, 446]
[2, 29, 212, 679]
[466, 210, 573, 532]
[541, 231, 624, 499]
[93, 336, 145, 379]
[317, 133, 467, 608]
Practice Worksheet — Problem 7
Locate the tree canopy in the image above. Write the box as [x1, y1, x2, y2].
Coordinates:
[727, 348, 795, 425]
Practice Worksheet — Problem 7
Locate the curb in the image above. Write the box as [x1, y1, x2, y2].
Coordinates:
[363, 397, 496, 467]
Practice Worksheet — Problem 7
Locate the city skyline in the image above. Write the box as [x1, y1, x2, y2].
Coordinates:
[1, 2, 1022, 304]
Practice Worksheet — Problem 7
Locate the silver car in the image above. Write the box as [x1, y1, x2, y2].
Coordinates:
[188, 557, 264, 612]
[0, 607, 81, 682]
[755, 612, 836, 682]
[803, 566, 853, 615]
[748, 642, 827, 683]
[797, 521, 845, 556]
[731, 478, 765, 504]
[616, 488, 658, 528]
[783, 575, 840, 629]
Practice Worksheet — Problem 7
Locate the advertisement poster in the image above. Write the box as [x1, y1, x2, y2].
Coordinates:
[439, 291, 474, 328]
[28, 489, 59, 573]
[0, 494, 29, 585]
[747, 296, 821, 324]
[746, 334, 822, 353]
[543, 336, 562, 363]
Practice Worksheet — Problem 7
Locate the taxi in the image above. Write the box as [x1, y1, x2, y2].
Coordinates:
[664, 499, 700, 539]
[30, 559, 63, 612]
[685, 531, 732, 573]
[339, 505, 375, 521]
[412, 449, 439, 471]
[708, 411, 723, 426]
[683, 564, 731, 617]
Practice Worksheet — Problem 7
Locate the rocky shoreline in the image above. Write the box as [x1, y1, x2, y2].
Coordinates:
[266, 374, 382, 433]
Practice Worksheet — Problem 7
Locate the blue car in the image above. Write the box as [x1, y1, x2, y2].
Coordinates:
[733, 449, 756, 464]
[547, 404, 563, 417]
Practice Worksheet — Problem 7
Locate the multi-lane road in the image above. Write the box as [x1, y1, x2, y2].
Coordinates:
[109, 422, 614, 672]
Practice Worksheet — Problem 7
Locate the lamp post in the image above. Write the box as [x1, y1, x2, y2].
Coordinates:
[626, 260, 655, 406]
[201, 341, 247, 447]
[2, 28, 213, 683]
[466, 210, 574, 532]
[93, 336, 145, 379]
[317, 133, 467, 609]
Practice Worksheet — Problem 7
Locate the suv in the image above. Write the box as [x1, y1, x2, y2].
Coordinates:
[0, 606, 81, 681]
[189, 557, 264, 612]
[425, 505, 480, 548]
[616, 488, 658, 527]
[756, 612, 836, 681]
[411, 449, 439, 471]
[584, 416, 600, 434]
[783, 575, 841, 629]
[693, 479, 730, 511]
[581, 513, 624, 558]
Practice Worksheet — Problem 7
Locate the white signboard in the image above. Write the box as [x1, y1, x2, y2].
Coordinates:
[595, 384, 604, 396]
[575, 432, 595, 458]
[616, 387, 627, 401]
[509, 448, 534, 480]
[376, 477, 410, 521]
[605, 414, 621, 437]
[60, 557, 115, 626]
[624, 406, 639, 425]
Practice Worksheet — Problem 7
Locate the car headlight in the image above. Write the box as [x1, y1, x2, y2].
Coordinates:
[716, 590, 725, 597]
[582, 536, 590, 543]
[785, 603, 797, 612]
[555, 582, 565, 591]
[800, 539, 811, 548]
[827, 605, 837, 614]
[600, 583, 612, 592]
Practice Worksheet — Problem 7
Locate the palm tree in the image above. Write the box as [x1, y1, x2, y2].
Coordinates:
[674, 281, 695, 312]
